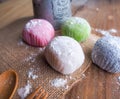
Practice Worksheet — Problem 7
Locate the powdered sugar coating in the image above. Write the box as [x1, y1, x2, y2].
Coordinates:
[72, 17, 89, 25]
[25, 19, 42, 31]
[45, 36, 85, 74]
[61, 17, 91, 42]
[22, 19, 55, 47]
[92, 35, 120, 73]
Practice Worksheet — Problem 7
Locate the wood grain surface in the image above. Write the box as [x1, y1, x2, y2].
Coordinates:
[65, 0, 120, 99]
[0, 0, 120, 99]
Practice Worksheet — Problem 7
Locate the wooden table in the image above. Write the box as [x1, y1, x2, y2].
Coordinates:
[0, 0, 120, 99]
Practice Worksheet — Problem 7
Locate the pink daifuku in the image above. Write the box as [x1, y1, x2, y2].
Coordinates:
[22, 19, 55, 47]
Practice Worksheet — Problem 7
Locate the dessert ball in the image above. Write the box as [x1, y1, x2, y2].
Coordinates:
[22, 19, 55, 47]
[92, 35, 120, 73]
[44, 36, 85, 74]
[61, 17, 91, 42]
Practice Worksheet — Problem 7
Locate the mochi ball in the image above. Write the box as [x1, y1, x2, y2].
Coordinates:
[22, 19, 55, 47]
[44, 36, 85, 74]
[92, 35, 120, 73]
[61, 17, 91, 42]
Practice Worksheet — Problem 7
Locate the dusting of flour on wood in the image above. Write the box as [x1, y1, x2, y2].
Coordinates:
[17, 81, 32, 99]
[50, 78, 68, 89]
[18, 68, 39, 99]
[27, 68, 38, 80]
[95, 28, 117, 36]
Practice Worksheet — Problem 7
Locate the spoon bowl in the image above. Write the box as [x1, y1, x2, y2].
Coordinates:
[0, 70, 18, 99]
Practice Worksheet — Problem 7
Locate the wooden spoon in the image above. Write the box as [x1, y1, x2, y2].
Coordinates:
[0, 70, 18, 99]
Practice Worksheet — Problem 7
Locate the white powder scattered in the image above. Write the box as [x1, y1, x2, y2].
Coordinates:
[18, 67, 39, 98]
[50, 36, 76, 57]
[24, 53, 37, 62]
[28, 68, 38, 80]
[51, 78, 67, 88]
[17, 39, 29, 49]
[68, 76, 72, 80]
[77, 96, 80, 99]
[25, 19, 41, 31]
[25, 56, 33, 62]
[109, 29, 117, 33]
[65, 75, 77, 81]
[118, 76, 120, 83]
[74, 17, 88, 25]
[95, 28, 117, 36]
[18, 81, 32, 99]
[17, 39, 24, 46]
[68, 75, 77, 80]
[65, 75, 72, 80]
[81, 73, 86, 79]
[96, 8, 100, 12]
[95, 29, 109, 36]
[38, 47, 45, 52]
[65, 85, 69, 90]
